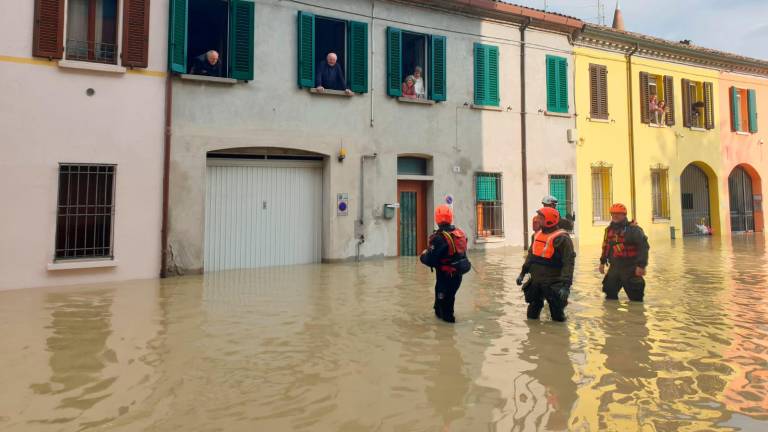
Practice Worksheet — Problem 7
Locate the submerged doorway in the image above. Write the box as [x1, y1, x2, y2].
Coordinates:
[729, 166, 755, 232]
[680, 164, 712, 235]
[397, 180, 427, 256]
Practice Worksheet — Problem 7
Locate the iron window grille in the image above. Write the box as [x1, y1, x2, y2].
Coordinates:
[475, 173, 504, 238]
[55, 164, 116, 260]
[591, 166, 612, 222]
[651, 168, 671, 219]
[548, 175, 573, 218]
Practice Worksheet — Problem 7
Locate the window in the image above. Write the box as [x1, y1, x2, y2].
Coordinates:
[651, 168, 670, 219]
[546, 55, 568, 113]
[591, 166, 612, 222]
[549, 175, 573, 220]
[168, 0, 255, 80]
[32, 0, 150, 67]
[55, 164, 116, 260]
[731, 87, 759, 134]
[589, 63, 608, 119]
[386, 28, 446, 101]
[475, 173, 503, 238]
[682, 79, 714, 129]
[397, 157, 428, 176]
[473, 43, 499, 107]
[640, 72, 675, 126]
[296, 12, 367, 93]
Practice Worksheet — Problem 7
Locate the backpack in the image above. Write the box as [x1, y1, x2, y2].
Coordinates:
[439, 229, 472, 275]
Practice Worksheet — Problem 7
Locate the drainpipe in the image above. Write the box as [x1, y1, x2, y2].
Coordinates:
[370, 0, 375, 128]
[626, 43, 639, 220]
[520, 18, 532, 250]
[160, 74, 173, 278]
[357, 153, 378, 261]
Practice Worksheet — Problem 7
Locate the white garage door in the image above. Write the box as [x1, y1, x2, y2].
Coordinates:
[204, 158, 323, 272]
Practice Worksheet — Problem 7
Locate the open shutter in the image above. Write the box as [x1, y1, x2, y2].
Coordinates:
[297, 11, 315, 88]
[474, 43, 487, 105]
[32, 0, 64, 59]
[168, 0, 188, 73]
[589, 64, 599, 118]
[731, 87, 741, 132]
[347, 21, 368, 94]
[681, 79, 692, 128]
[229, 0, 255, 81]
[488, 45, 499, 106]
[387, 27, 402, 97]
[599, 66, 608, 118]
[748, 89, 758, 133]
[703, 81, 714, 130]
[430, 35, 447, 102]
[664, 75, 675, 126]
[639, 72, 650, 124]
[546, 55, 558, 112]
[122, 0, 150, 68]
[556, 57, 568, 113]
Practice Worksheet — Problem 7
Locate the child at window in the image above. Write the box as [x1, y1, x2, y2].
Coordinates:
[402, 75, 417, 99]
[649, 95, 663, 124]
[414, 66, 426, 99]
[657, 100, 666, 124]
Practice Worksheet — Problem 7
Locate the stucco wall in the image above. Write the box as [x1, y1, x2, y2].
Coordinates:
[0, 0, 167, 290]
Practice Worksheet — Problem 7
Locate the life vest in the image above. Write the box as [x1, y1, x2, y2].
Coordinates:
[531, 229, 567, 266]
[430, 228, 471, 275]
[602, 224, 639, 260]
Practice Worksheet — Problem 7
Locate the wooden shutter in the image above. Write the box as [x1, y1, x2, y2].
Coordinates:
[387, 27, 402, 97]
[474, 43, 487, 105]
[664, 75, 675, 126]
[347, 21, 368, 94]
[748, 89, 758, 133]
[730, 87, 741, 132]
[556, 57, 568, 113]
[32, 0, 64, 59]
[297, 11, 315, 88]
[639, 72, 650, 124]
[122, 0, 150, 68]
[229, 0, 254, 81]
[703, 81, 715, 130]
[430, 35, 447, 102]
[168, 0, 188, 73]
[488, 45, 499, 107]
[681, 79, 692, 128]
[546, 55, 557, 112]
[589, 64, 607, 119]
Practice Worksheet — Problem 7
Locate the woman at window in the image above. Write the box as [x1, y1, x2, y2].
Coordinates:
[402, 75, 417, 99]
[413, 67, 426, 99]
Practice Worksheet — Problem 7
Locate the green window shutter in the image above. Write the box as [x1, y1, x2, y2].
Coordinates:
[229, 0, 254, 81]
[387, 27, 402, 97]
[297, 11, 315, 88]
[348, 21, 368, 93]
[731, 86, 741, 132]
[430, 35, 447, 102]
[168, 0, 188, 73]
[474, 43, 487, 105]
[556, 57, 568, 112]
[487, 45, 499, 106]
[748, 89, 758, 133]
[477, 176, 497, 202]
[546, 55, 557, 112]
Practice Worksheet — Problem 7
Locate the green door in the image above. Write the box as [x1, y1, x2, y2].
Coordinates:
[400, 191, 417, 256]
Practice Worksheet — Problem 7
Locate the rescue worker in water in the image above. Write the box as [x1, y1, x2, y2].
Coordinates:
[599, 203, 650, 302]
[532, 195, 574, 232]
[420, 205, 471, 323]
[516, 207, 576, 322]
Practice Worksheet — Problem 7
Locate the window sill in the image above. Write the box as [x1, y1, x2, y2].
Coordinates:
[593, 221, 610, 226]
[398, 97, 436, 105]
[397, 175, 433, 181]
[470, 104, 502, 112]
[180, 74, 238, 84]
[309, 88, 354, 97]
[735, 131, 751, 136]
[588, 117, 610, 123]
[58, 60, 126, 74]
[648, 123, 666, 128]
[48, 259, 117, 271]
[475, 236, 505, 243]
[653, 218, 671, 224]
[544, 111, 572, 118]
[689, 127, 707, 132]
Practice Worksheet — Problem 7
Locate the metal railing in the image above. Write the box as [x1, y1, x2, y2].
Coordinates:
[66, 39, 117, 64]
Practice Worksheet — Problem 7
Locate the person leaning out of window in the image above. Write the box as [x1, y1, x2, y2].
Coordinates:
[190, 50, 222, 77]
[402, 75, 417, 99]
[413, 66, 426, 99]
[315, 52, 353, 96]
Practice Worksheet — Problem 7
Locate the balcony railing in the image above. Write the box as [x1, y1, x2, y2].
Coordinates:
[66, 39, 117, 65]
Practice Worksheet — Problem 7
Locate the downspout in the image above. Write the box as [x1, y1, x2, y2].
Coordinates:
[520, 18, 532, 250]
[160, 74, 173, 277]
[357, 153, 378, 261]
[370, 0, 375, 128]
[626, 43, 639, 220]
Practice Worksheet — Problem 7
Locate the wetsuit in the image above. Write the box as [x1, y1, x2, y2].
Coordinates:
[518, 227, 576, 322]
[600, 220, 650, 301]
[420, 224, 465, 323]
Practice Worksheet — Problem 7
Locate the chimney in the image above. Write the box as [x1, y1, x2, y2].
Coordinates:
[612, 0, 625, 31]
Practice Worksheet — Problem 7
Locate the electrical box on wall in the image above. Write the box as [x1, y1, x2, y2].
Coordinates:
[383, 203, 399, 219]
[567, 128, 578, 144]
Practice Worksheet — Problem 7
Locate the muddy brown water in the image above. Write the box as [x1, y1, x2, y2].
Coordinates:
[1, 236, 767, 431]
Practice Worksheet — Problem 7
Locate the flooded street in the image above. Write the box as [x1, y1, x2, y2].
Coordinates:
[1, 236, 767, 431]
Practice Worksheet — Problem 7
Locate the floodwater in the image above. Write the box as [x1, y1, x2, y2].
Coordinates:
[1, 236, 767, 432]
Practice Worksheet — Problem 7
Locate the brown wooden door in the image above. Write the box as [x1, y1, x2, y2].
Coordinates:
[397, 181, 428, 256]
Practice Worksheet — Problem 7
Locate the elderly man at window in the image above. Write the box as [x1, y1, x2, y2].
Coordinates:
[190, 50, 222, 77]
[315, 52, 353, 95]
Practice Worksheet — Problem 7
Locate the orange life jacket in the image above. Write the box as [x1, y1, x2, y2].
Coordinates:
[602, 224, 639, 260]
[532, 229, 567, 260]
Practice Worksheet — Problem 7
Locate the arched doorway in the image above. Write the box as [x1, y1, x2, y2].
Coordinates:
[680, 164, 711, 235]
[729, 166, 756, 232]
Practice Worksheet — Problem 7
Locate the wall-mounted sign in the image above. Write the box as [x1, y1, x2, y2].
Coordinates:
[444, 194, 454, 205]
[337, 193, 349, 216]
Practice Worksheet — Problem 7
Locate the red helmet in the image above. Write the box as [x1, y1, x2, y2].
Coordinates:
[610, 203, 628, 215]
[537, 207, 560, 229]
[434, 204, 454, 225]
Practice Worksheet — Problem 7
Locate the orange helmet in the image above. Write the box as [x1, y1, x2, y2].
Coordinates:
[610, 203, 628, 215]
[537, 207, 560, 229]
[434, 204, 454, 225]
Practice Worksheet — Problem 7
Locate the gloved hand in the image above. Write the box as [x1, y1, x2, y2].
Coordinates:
[516, 274, 525, 286]
[558, 285, 571, 303]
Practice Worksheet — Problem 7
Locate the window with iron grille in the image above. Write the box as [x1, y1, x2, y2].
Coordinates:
[548, 175, 573, 219]
[591, 166, 612, 222]
[475, 173, 503, 238]
[55, 164, 116, 260]
[651, 168, 670, 219]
